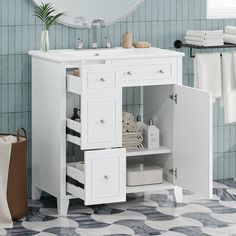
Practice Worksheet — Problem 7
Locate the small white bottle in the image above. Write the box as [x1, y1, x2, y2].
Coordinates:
[136, 115, 146, 136]
[143, 119, 160, 150]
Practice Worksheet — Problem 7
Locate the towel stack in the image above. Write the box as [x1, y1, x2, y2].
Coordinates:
[185, 30, 224, 46]
[122, 112, 143, 150]
[224, 26, 236, 45]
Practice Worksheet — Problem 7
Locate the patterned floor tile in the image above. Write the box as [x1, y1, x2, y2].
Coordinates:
[2, 179, 236, 236]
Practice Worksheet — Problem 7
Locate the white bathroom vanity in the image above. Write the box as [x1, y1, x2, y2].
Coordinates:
[29, 47, 212, 215]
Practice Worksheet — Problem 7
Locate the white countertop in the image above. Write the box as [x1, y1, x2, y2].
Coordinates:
[28, 47, 185, 63]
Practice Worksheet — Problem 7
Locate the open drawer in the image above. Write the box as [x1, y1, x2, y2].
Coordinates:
[66, 148, 126, 205]
[66, 64, 121, 95]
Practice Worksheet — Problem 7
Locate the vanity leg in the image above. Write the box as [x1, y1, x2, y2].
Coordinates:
[173, 186, 183, 203]
[32, 186, 42, 200]
[57, 198, 70, 216]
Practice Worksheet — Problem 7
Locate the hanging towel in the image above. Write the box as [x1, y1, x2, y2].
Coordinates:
[186, 30, 223, 37]
[225, 26, 236, 35]
[221, 53, 236, 124]
[223, 34, 236, 45]
[0, 136, 17, 228]
[194, 53, 222, 101]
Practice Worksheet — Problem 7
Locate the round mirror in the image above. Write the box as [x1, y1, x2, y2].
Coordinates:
[33, 0, 144, 28]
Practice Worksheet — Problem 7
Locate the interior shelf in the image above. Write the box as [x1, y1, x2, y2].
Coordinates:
[126, 145, 171, 157]
[126, 180, 174, 194]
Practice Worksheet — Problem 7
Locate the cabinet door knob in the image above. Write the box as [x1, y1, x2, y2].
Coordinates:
[100, 119, 105, 124]
[157, 69, 164, 74]
[126, 71, 132, 76]
[104, 175, 109, 180]
[100, 78, 105, 82]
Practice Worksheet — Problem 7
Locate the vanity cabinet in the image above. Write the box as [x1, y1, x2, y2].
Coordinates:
[29, 47, 212, 216]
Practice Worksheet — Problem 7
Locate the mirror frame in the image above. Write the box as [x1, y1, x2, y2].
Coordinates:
[33, 0, 144, 28]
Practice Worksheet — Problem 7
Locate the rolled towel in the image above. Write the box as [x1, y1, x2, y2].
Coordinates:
[186, 30, 223, 37]
[126, 121, 138, 133]
[122, 132, 143, 143]
[122, 142, 143, 151]
[225, 26, 236, 36]
[221, 53, 236, 124]
[186, 40, 224, 47]
[223, 34, 236, 45]
[122, 123, 127, 133]
[122, 112, 134, 123]
[194, 53, 222, 101]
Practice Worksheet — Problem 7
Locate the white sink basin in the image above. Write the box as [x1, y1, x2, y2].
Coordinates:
[57, 47, 162, 59]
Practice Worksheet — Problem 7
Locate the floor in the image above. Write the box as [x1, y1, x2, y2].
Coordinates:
[2, 179, 236, 236]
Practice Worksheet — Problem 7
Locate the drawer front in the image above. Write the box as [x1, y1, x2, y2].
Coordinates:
[81, 93, 122, 150]
[87, 72, 116, 89]
[81, 65, 121, 93]
[85, 148, 126, 205]
[120, 58, 177, 86]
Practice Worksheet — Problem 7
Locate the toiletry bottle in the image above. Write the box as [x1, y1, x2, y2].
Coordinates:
[71, 108, 80, 122]
[122, 32, 133, 48]
[143, 119, 160, 150]
[136, 115, 146, 136]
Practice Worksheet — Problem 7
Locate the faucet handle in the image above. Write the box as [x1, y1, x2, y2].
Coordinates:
[105, 36, 112, 48]
[77, 37, 83, 50]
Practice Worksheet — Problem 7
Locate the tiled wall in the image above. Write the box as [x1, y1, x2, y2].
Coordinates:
[1, 0, 236, 195]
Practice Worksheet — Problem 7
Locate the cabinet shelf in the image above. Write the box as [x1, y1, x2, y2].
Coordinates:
[126, 180, 174, 194]
[126, 146, 171, 157]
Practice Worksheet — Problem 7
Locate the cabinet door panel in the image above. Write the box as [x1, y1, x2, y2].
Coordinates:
[85, 148, 126, 205]
[173, 85, 213, 198]
[81, 93, 122, 149]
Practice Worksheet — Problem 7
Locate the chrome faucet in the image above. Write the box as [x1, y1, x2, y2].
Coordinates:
[91, 19, 105, 49]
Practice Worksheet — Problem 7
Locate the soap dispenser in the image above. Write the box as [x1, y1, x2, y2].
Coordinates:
[136, 115, 146, 135]
[71, 108, 80, 122]
[143, 119, 160, 150]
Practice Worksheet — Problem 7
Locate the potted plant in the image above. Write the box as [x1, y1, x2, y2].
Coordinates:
[35, 3, 65, 52]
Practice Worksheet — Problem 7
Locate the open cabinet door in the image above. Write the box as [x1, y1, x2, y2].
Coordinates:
[173, 85, 213, 198]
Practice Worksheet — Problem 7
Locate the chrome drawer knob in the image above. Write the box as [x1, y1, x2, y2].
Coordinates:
[157, 69, 164, 74]
[100, 119, 105, 124]
[100, 78, 105, 82]
[126, 71, 132, 76]
[104, 175, 109, 180]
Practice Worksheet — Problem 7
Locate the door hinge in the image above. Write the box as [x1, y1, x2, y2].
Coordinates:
[169, 93, 177, 104]
[169, 168, 177, 178]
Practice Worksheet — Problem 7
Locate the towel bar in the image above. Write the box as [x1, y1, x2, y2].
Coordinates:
[174, 40, 236, 58]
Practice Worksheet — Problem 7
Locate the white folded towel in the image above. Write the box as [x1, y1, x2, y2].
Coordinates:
[122, 142, 143, 151]
[185, 35, 223, 42]
[186, 30, 223, 37]
[194, 53, 222, 101]
[122, 132, 143, 143]
[186, 40, 224, 47]
[223, 34, 236, 45]
[0, 136, 17, 228]
[221, 53, 236, 124]
[225, 26, 236, 36]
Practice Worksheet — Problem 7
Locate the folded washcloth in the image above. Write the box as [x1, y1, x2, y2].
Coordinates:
[122, 142, 143, 151]
[224, 34, 236, 45]
[221, 53, 236, 124]
[122, 132, 143, 143]
[0, 136, 17, 228]
[186, 30, 223, 37]
[186, 40, 224, 47]
[185, 35, 223, 42]
[225, 26, 236, 36]
[194, 53, 222, 101]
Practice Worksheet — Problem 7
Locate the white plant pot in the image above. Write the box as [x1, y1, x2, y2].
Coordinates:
[41, 30, 49, 52]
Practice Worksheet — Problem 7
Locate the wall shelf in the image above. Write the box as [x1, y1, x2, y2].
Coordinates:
[126, 146, 171, 157]
[174, 40, 236, 58]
